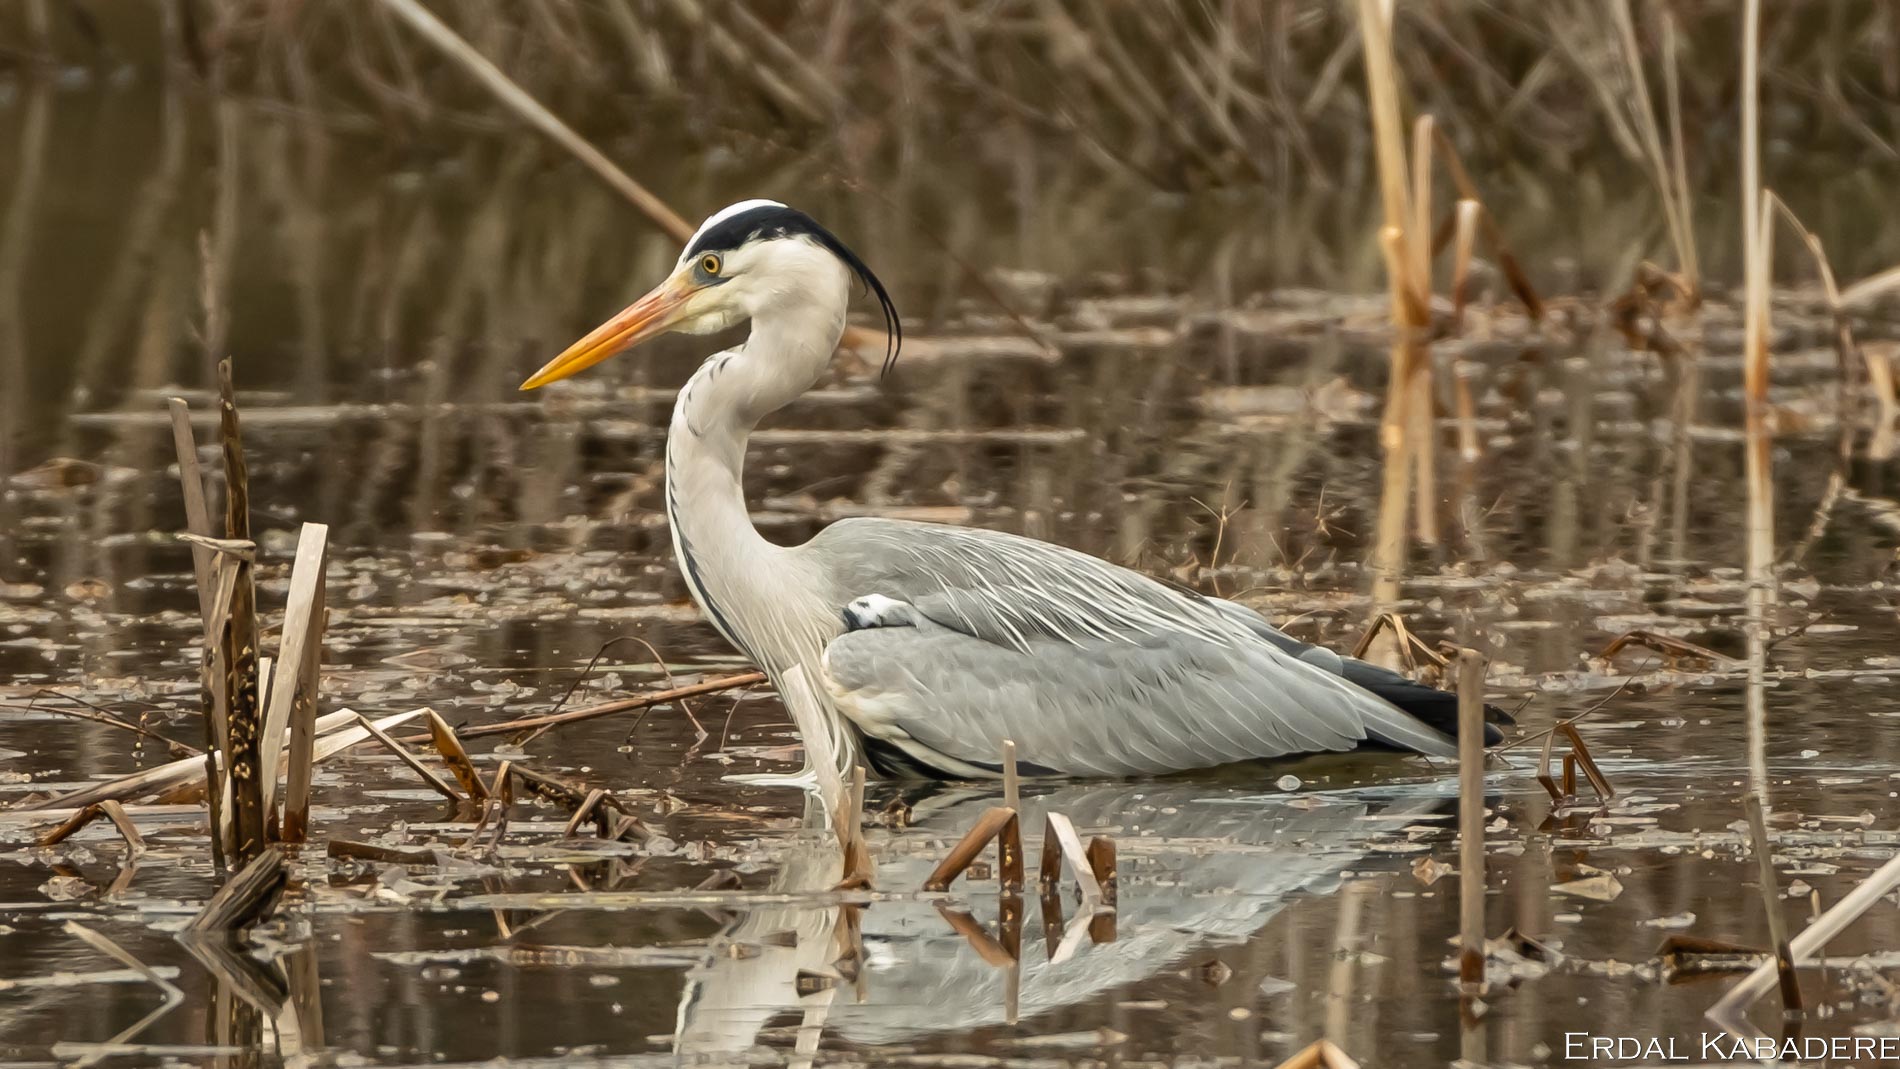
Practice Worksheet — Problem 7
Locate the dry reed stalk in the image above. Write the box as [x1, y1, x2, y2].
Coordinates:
[1036, 811, 1104, 906]
[1356, 0, 1439, 626]
[375, 0, 689, 241]
[1841, 265, 1900, 307]
[1612, 0, 1698, 298]
[1001, 738, 1020, 815]
[1707, 850, 1900, 1031]
[34, 800, 146, 857]
[1272, 1038, 1362, 1069]
[1407, 117, 1439, 550]
[259, 522, 329, 840]
[26, 709, 426, 819]
[922, 807, 1023, 892]
[168, 400, 219, 656]
[1598, 628, 1728, 667]
[1450, 198, 1480, 330]
[1737, 0, 1778, 806]
[213, 359, 268, 865]
[1456, 648, 1486, 988]
[562, 789, 608, 838]
[1426, 129, 1546, 319]
[1661, 8, 1699, 299]
[1350, 611, 1447, 677]
[1763, 194, 1868, 562]
[351, 711, 462, 803]
[1741, 187, 1775, 612]
[169, 398, 233, 866]
[433, 671, 764, 740]
[423, 710, 489, 802]
[6, 694, 197, 756]
[1742, 795, 1802, 1012]
[1085, 834, 1117, 942]
[1557, 723, 1614, 801]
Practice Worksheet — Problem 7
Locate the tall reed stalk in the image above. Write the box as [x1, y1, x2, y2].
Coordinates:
[1739, 0, 1774, 801]
[1356, 0, 1436, 624]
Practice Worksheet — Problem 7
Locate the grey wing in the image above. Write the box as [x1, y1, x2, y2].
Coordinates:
[807, 519, 1458, 777]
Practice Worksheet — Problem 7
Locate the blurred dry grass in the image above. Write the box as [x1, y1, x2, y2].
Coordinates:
[6, 3, 1899, 212]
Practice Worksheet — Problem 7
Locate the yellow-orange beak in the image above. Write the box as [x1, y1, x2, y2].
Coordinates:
[520, 273, 697, 390]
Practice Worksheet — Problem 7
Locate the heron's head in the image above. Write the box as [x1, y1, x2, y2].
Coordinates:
[520, 199, 900, 391]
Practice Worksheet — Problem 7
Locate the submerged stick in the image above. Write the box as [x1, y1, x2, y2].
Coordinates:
[1456, 648, 1486, 987]
[436, 671, 764, 740]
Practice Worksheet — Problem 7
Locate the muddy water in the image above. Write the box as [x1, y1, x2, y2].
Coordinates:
[4, 65, 1900, 1069]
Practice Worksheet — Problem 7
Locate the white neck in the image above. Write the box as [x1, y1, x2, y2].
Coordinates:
[662, 281, 846, 674]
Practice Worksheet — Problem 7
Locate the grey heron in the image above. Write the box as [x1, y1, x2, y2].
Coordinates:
[521, 200, 1506, 781]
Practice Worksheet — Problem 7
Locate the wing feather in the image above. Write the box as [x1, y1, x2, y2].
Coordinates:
[806, 518, 1459, 775]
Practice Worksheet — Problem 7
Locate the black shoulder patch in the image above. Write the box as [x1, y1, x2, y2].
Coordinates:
[685, 203, 902, 376]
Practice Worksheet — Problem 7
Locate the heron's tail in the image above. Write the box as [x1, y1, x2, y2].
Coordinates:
[1341, 661, 1513, 749]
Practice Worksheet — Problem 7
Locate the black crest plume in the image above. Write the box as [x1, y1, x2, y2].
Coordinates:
[685, 203, 903, 376]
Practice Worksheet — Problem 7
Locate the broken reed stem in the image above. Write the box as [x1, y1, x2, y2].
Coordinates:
[261, 522, 329, 841]
[34, 799, 146, 856]
[1742, 794, 1803, 1013]
[281, 542, 327, 838]
[1001, 738, 1019, 815]
[352, 711, 462, 803]
[424, 710, 490, 801]
[1273, 1038, 1362, 1069]
[1450, 199, 1480, 330]
[170, 398, 231, 870]
[1456, 648, 1486, 988]
[1037, 811, 1105, 906]
[922, 806, 1023, 893]
[215, 359, 267, 865]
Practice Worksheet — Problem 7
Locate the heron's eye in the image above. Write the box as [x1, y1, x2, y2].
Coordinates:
[699, 254, 722, 276]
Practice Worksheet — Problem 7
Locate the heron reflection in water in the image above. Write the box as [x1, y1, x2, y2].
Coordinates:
[670, 779, 1453, 1060]
[521, 200, 1506, 784]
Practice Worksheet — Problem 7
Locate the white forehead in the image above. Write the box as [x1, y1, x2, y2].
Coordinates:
[678, 199, 787, 264]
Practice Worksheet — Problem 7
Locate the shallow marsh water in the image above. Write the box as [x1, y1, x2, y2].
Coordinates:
[4, 44, 1900, 1069]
